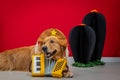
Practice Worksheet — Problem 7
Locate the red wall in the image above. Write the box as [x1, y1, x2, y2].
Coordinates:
[0, 0, 120, 57]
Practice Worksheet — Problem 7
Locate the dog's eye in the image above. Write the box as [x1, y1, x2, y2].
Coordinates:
[50, 40, 54, 43]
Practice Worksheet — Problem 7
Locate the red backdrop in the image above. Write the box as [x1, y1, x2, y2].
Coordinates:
[0, 0, 120, 57]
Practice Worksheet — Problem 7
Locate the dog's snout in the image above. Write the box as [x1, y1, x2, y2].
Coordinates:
[42, 46, 48, 52]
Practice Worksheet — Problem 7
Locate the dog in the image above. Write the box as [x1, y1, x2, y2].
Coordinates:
[0, 28, 73, 78]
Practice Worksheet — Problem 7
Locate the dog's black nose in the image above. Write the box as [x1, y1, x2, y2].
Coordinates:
[42, 46, 48, 52]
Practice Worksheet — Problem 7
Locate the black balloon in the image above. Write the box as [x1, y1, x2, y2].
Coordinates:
[82, 10, 106, 61]
[69, 24, 96, 64]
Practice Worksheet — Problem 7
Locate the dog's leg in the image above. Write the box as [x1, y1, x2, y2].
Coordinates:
[62, 65, 73, 78]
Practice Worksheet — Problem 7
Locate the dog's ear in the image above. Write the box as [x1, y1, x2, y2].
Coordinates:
[61, 46, 66, 53]
[57, 36, 67, 50]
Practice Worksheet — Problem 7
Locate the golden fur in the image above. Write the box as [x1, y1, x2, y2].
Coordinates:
[0, 46, 34, 71]
[0, 28, 73, 77]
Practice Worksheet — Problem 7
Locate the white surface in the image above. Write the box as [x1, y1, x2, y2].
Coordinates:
[68, 57, 120, 63]
[101, 57, 120, 62]
[0, 61, 120, 80]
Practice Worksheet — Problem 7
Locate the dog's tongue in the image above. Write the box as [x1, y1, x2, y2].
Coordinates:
[45, 53, 51, 58]
[47, 54, 50, 56]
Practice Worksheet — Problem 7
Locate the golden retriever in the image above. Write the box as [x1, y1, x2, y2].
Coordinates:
[0, 28, 73, 78]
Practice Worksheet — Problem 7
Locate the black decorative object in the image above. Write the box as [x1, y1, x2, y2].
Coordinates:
[82, 10, 106, 62]
[69, 24, 96, 64]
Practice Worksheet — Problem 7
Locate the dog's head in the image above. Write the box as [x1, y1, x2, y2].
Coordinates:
[41, 36, 62, 59]
[37, 28, 67, 60]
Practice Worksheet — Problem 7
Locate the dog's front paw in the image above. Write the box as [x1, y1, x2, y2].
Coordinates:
[63, 71, 74, 78]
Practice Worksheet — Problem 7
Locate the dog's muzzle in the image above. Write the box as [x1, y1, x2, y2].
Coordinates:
[42, 46, 57, 58]
[46, 50, 57, 58]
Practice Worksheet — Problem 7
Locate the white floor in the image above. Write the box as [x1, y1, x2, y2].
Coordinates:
[0, 61, 120, 80]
